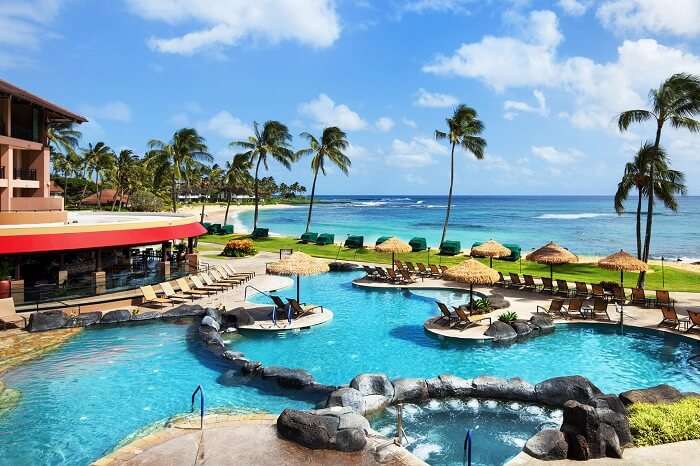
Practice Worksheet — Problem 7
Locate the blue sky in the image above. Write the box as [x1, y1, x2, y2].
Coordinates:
[3, 0, 700, 195]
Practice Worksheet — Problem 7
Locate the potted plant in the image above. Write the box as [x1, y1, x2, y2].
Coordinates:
[0, 261, 11, 299]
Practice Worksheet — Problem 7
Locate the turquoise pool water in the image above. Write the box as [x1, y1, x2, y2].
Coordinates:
[1, 271, 699, 466]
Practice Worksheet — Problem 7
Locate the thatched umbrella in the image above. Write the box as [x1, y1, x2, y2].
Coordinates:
[598, 250, 649, 327]
[376, 237, 412, 270]
[471, 240, 511, 268]
[526, 241, 578, 280]
[443, 259, 499, 309]
[267, 251, 329, 302]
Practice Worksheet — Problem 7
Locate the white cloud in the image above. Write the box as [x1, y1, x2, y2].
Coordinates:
[199, 111, 251, 139]
[402, 0, 472, 14]
[0, 0, 65, 68]
[376, 117, 395, 132]
[504, 90, 548, 119]
[402, 117, 418, 128]
[597, 0, 700, 37]
[345, 143, 370, 160]
[558, 0, 591, 16]
[80, 101, 132, 123]
[403, 173, 427, 185]
[531, 146, 583, 164]
[126, 0, 341, 55]
[298, 94, 367, 131]
[386, 137, 448, 168]
[414, 88, 458, 108]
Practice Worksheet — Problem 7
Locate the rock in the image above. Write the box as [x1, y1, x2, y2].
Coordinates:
[591, 395, 627, 415]
[221, 350, 245, 360]
[338, 413, 370, 432]
[429, 375, 473, 398]
[561, 400, 624, 460]
[510, 320, 533, 337]
[350, 373, 394, 398]
[262, 367, 315, 389]
[130, 311, 161, 321]
[162, 304, 206, 318]
[334, 428, 367, 452]
[240, 360, 262, 375]
[619, 384, 684, 405]
[329, 262, 361, 272]
[484, 294, 509, 310]
[392, 378, 428, 403]
[472, 376, 536, 401]
[99, 309, 132, 324]
[27, 310, 67, 332]
[201, 315, 220, 331]
[199, 327, 224, 348]
[598, 408, 632, 447]
[535, 376, 603, 406]
[484, 321, 517, 342]
[63, 311, 102, 327]
[229, 307, 255, 327]
[327, 388, 365, 412]
[530, 314, 555, 333]
[205, 307, 223, 325]
[312, 406, 354, 417]
[277, 409, 339, 450]
[523, 429, 568, 460]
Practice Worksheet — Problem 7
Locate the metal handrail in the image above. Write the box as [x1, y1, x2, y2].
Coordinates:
[463, 429, 472, 466]
[191, 385, 205, 430]
[244, 284, 275, 301]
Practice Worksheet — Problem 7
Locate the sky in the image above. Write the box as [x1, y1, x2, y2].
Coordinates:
[3, 0, 700, 195]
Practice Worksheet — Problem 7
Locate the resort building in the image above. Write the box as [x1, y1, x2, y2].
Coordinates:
[0, 80, 206, 305]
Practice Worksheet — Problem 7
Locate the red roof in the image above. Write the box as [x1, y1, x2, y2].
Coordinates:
[81, 189, 128, 205]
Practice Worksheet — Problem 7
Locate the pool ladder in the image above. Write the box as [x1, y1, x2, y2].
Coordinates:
[191, 385, 205, 430]
[463, 429, 472, 466]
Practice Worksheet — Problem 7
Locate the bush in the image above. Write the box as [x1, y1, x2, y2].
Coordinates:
[629, 397, 700, 446]
[222, 239, 256, 257]
[470, 298, 492, 314]
[498, 311, 518, 323]
[129, 191, 165, 212]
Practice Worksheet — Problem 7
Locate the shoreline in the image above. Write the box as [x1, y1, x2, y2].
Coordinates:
[179, 203, 300, 234]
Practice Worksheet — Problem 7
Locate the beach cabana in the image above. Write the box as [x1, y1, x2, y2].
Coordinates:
[300, 232, 318, 243]
[345, 235, 364, 248]
[251, 228, 269, 239]
[440, 240, 461, 256]
[376, 237, 412, 270]
[266, 251, 329, 302]
[598, 250, 649, 326]
[443, 259, 499, 309]
[376, 236, 391, 246]
[316, 233, 335, 245]
[409, 237, 427, 252]
[471, 240, 511, 268]
[526, 241, 577, 280]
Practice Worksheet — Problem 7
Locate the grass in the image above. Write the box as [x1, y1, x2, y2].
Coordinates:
[198, 234, 700, 292]
[629, 398, 700, 446]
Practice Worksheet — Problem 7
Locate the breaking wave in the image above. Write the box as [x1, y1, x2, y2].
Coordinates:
[535, 213, 615, 220]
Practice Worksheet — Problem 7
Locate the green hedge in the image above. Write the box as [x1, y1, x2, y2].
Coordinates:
[629, 397, 700, 446]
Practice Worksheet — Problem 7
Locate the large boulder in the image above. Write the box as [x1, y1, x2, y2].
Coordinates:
[535, 376, 603, 406]
[560, 400, 624, 460]
[27, 310, 67, 332]
[484, 321, 517, 342]
[326, 388, 365, 413]
[130, 311, 161, 321]
[598, 408, 632, 446]
[205, 307, 223, 325]
[591, 394, 627, 415]
[228, 307, 255, 327]
[484, 294, 509, 310]
[619, 384, 684, 405]
[350, 373, 394, 398]
[523, 429, 568, 460]
[277, 409, 339, 450]
[262, 367, 315, 389]
[64, 311, 102, 327]
[162, 304, 206, 318]
[329, 262, 361, 272]
[392, 378, 428, 403]
[472, 376, 536, 401]
[530, 314, 555, 334]
[199, 326, 224, 348]
[334, 428, 367, 452]
[99, 309, 132, 324]
[510, 320, 533, 337]
[426, 375, 473, 398]
[201, 315, 220, 331]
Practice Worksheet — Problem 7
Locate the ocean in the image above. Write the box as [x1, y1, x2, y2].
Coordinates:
[236, 195, 700, 259]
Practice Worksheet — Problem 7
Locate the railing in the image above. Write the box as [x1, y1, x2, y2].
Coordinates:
[463, 429, 472, 466]
[244, 285, 275, 301]
[13, 167, 37, 180]
[0, 165, 4, 179]
[191, 385, 205, 430]
[395, 403, 409, 446]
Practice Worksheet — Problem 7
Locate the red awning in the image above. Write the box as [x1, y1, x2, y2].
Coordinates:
[1, 222, 207, 255]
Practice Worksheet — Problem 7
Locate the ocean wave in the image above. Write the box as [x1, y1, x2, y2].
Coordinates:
[413, 221, 487, 229]
[415, 200, 424, 205]
[352, 201, 387, 207]
[535, 213, 614, 220]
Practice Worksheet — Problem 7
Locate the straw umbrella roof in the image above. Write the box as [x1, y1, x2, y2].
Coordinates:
[598, 250, 649, 272]
[443, 259, 500, 285]
[375, 237, 412, 254]
[526, 241, 578, 265]
[471, 240, 511, 258]
[267, 251, 330, 276]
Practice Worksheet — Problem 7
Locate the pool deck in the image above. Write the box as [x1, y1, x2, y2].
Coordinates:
[94, 413, 427, 466]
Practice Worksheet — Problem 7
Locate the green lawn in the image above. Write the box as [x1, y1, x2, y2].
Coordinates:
[199, 234, 700, 292]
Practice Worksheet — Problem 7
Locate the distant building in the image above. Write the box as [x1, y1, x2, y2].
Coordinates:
[49, 180, 64, 197]
[81, 189, 129, 207]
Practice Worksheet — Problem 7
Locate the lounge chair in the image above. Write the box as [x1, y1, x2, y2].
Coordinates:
[385, 268, 402, 284]
[435, 302, 456, 326]
[140, 285, 173, 308]
[222, 264, 254, 280]
[586, 298, 612, 321]
[363, 265, 379, 280]
[541, 277, 555, 294]
[394, 260, 405, 270]
[375, 267, 390, 281]
[523, 274, 539, 292]
[440, 265, 448, 274]
[656, 290, 674, 308]
[495, 272, 507, 287]
[416, 263, 431, 277]
[429, 264, 442, 277]
[0, 297, 27, 330]
[405, 262, 418, 275]
[574, 282, 589, 299]
[452, 306, 491, 331]
[201, 271, 235, 289]
[536, 299, 565, 317]
[211, 269, 244, 285]
[591, 284, 606, 301]
[687, 310, 700, 333]
[611, 286, 627, 305]
[508, 273, 524, 289]
[563, 298, 585, 319]
[270, 295, 290, 317]
[160, 281, 191, 303]
[556, 279, 573, 297]
[631, 288, 652, 307]
[176, 278, 213, 296]
[399, 269, 415, 284]
[191, 275, 224, 293]
[287, 298, 323, 319]
[658, 305, 689, 330]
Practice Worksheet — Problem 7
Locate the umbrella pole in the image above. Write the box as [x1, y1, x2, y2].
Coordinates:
[296, 274, 300, 303]
[392, 252, 395, 271]
[550, 264, 553, 281]
[619, 270, 624, 329]
[489, 257, 493, 268]
[469, 284, 474, 310]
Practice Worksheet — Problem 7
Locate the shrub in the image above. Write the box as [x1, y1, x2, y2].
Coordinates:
[129, 190, 165, 212]
[222, 239, 256, 257]
[498, 311, 518, 323]
[470, 298, 492, 314]
[629, 398, 700, 446]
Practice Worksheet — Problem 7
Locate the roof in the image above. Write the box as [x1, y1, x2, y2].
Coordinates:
[82, 189, 128, 205]
[50, 180, 64, 193]
[0, 79, 87, 123]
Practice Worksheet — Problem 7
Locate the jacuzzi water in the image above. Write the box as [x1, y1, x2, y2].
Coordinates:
[1, 270, 699, 465]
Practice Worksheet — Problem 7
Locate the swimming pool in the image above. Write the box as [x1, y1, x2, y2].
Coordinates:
[1, 270, 699, 465]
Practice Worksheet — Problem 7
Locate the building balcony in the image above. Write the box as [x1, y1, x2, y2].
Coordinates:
[13, 167, 37, 180]
[10, 196, 64, 211]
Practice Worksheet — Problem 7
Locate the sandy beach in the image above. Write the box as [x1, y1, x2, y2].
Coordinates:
[179, 203, 300, 234]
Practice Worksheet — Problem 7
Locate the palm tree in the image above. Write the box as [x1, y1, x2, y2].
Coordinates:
[199, 164, 223, 223]
[111, 149, 137, 211]
[47, 122, 82, 198]
[230, 121, 295, 230]
[618, 73, 700, 285]
[297, 127, 350, 233]
[434, 105, 487, 245]
[614, 143, 652, 259]
[80, 142, 114, 208]
[223, 154, 253, 226]
[146, 128, 212, 212]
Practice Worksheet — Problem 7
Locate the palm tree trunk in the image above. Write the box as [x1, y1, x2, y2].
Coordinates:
[638, 123, 663, 288]
[253, 157, 262, 230]
[305, 168, 319, 233]
[440, 142, 456, 246]
[111, 184, 119, 211]
[224, 190, 232, 226]
[95, 171, 101, 209]
[80, 167, 89, 207]
[635, 190, 642, 259]
[171, 171, 178, 213]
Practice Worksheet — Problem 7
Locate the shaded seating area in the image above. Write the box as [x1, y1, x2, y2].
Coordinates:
[315, 233, 335, 245]
[300, 232, 318, 243]
[375, 236, 391, 246]
[344, 235, 364, 248]
[439, 240, 461, 256]
[251, 228, 269, 239]
[409, 237, 427, 252]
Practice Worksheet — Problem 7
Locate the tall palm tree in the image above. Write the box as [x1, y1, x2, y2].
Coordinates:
[296, 127, 350, 233]
[146, 128, 212, 212]
[223, 154, 253, 226]
[614, 143, 652, 259]
[47, 122, 82, 198]
[199, 164, 223, 223]
[230, 121, 295, 230]
[80, 142, 114, 208]
[434, 105, 487, 245]
[111, 149, 137, 211]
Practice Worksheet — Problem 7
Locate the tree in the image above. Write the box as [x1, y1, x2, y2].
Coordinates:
[145, 128, 212, 212]
[111, 149, 138, 211]
[434, 105, 486, 245]
[222, 154, 253, 226]
[80, 142, 114, 208]
[297, 127, 350, 233]
[230, 121, 295, 230]
[199, 163, 223, 223]
[617, 73, 700, 285]
[47, 122, 82, 198]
